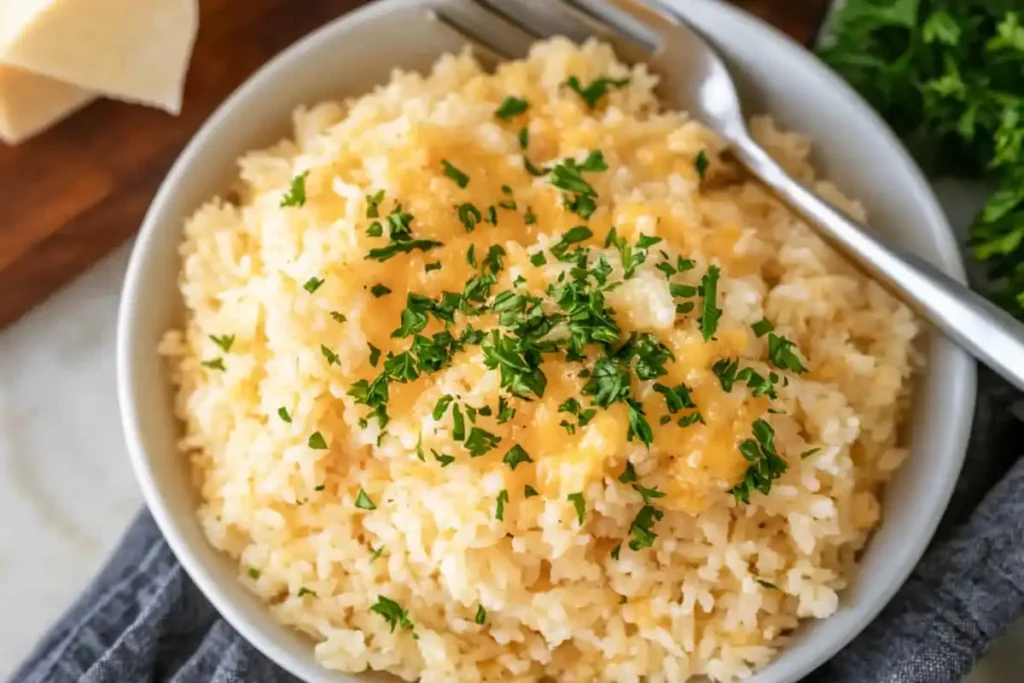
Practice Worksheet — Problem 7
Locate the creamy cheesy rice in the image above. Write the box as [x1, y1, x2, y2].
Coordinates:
[161, 38, 919, 682]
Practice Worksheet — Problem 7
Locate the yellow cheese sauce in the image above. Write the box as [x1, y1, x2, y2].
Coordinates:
[314, 122, 793, 514]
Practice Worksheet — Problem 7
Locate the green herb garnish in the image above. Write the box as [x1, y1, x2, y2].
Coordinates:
[280, 171, 309, 207]
[729, 419, 788, 504]
[432, 449, 455, 467]
[495, 96, 529, 120]
[567, 492, 586, 526]
[695, 150, 709, 181]
[330, 311, 347, 323]
[201, 358, 225, 371]
[308, 432, 328, 450]
[457, 203, 482, 232]
[209, 334, 234, 352]
[371, 595, 415, 633]
[564, 75, 630, 109]
[278, 407, 292, 423]
[464, 427, 501, 456]
[355, 488, 376, 510]
[303, 276, 324, 293]
[524, 485, 539, 498]
[495, 489, 509, 521]
[442, 160, 469, 188]
[321, 344, 339, 366]
[475, 604, 487, 625]
[503, 444, 533, 470]
[767, 333, 807, 373]
[366, 190, 385, 217]
[699, 266, 722, 340]
[297, 587, 317, 598]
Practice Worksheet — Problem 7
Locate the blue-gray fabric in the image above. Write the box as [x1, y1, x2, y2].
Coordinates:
[7, 370, 1023, 683]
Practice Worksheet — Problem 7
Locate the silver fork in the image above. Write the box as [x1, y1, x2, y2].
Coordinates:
[431, 0, 1024, 393]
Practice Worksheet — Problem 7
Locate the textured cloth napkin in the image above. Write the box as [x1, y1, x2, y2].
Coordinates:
[6, 369, 1024, 683]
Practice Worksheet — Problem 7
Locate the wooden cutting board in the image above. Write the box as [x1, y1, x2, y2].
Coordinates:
[0, 0, 830, 330]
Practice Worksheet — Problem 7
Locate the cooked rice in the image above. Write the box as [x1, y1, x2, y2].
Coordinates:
[160, 38, 919, 682]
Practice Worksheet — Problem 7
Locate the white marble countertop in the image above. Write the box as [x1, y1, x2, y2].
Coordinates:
[0, 185, 1016, 681]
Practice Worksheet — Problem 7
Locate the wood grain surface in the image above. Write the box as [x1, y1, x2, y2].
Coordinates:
[0, 0, 831, 330]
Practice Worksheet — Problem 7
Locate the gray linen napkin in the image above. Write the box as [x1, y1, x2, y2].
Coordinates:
[6, 367, 1022, 683]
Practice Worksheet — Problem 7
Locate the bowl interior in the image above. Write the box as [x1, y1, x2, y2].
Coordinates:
[118, 1, 976, 682]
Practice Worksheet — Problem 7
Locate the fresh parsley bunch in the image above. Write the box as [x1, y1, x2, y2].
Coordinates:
[819, 0, 1024, 319]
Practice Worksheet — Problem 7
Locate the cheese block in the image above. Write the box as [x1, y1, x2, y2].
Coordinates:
[0, 0, 198, 114]
[0, 64, 92, 144]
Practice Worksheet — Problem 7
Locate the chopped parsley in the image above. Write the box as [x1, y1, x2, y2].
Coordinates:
[632, 483, 665, 505]
[677, 411, 705, 427]
[425, 261, 442, 272]
[432, 395, 454, 420]
[567, 492, 586, 526]
[355, 488, 376, 510]
[330, 311, 347, 323]
[652, 382, 695, 414]
[297, 587, 317, 598]
[209, 334, 234, 352]
[321, 344, 339, 366]
[457, 203, 482, 232]
[503, 444, 533, 470]
[564, 75, 630, 109]
[303, 276, 324, 293]
[625, 400, 654, 447]
[524, 485, 539, 498]
[495, 489, 509, 521]
[530, 251, 547, 266]
[475, 604, 487, 625]
[464, 427, 501, 456]
[247, 567, 261, 580]
[611, 544, 622, 560]
[695, 150, 709, 181]
[712, 358, 739, 391]
[442, 160, 469, 188]
[518, 127, 529, 150]
[495, 96, 529, 120]
[432, 449, 455, 467]
[729, 419, 788, 504]
[368, 344, 381, 367]
[278, 407, 292, 423]
[308, 432, 328, 450]
[370, 284, 392, 298]
[618, 461, 638, 483]
[451, 403, 466, 441]
[497, 396, 516, 423]
[371, 596, 415, 633]
[752, 318, 774, 338]
[699, 266, 722, 340]
[550, 226, 593, 261]
[370, 546, 384, 562]
[280, 171, 308, 207]
[801, 447, 821, 460]
[367, 238, 443, 262]
[366, 221, 383, 237]
[755, 578, 779, 590]
[366, 189, 385, 217]
[767, 333, 807, 373]
[628, 504, 664, 550]
[201, 358, 225, 371]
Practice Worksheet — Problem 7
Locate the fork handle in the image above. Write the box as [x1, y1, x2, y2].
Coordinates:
[730, 136, 1024, 392]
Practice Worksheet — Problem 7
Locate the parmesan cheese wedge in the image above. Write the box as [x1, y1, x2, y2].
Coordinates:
[0, 0, 199, 114]
[0, 64, 92, 144]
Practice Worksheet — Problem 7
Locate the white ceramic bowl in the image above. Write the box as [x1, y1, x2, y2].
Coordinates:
[117, 1, 976, 681]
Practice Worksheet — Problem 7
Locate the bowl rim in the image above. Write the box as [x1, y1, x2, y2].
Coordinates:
[117, 1, 977, 681]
